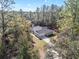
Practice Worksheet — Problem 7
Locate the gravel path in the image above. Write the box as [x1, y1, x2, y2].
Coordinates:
[43, 38, 61, 59]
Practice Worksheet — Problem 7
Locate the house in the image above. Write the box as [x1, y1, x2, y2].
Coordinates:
[31, 26, 54, 40]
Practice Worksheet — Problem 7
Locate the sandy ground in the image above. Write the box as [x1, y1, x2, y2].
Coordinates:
[31, 33, 61, 59]
[39, 48, 46, 59]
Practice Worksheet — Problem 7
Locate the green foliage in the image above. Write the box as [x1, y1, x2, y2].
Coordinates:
[0, 43, 5, 59]
[0, 10, 39, 59]
[56, 0, 79, 59]
[10, 15, 39, 59]
[58, 0, 79, 39]
[17, 29, 39, 59]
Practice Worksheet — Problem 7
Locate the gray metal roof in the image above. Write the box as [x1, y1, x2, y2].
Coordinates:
[31, 26, 53, 39]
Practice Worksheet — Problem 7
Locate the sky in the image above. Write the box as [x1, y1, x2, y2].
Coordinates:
[14, 0, 65, 11]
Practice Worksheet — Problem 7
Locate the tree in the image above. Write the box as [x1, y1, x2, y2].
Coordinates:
[20, 9, 23, 19]
[30, 4, 59, 29]
[58, 0, 79, 39]
[0, 0, 15, 34]
[0, 0, 15, 59]
[12, 16, 39, 59]
[66, 0, 79, 40]
[36, 7, 40, 22]
[49, 4, 58, 29]
[29, 11, 32, 21]
[42, 5, 46, 25]
[55, 0, 79, 59]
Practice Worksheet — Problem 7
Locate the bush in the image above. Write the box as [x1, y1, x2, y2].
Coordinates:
[55, 39, 79, 59]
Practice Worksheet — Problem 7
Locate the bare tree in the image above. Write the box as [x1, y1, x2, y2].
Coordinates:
[36, 7, 40, 22]
[20, 9, 23, 18]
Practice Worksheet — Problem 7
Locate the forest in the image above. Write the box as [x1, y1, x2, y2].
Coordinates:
[0, 0, 79, 59]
